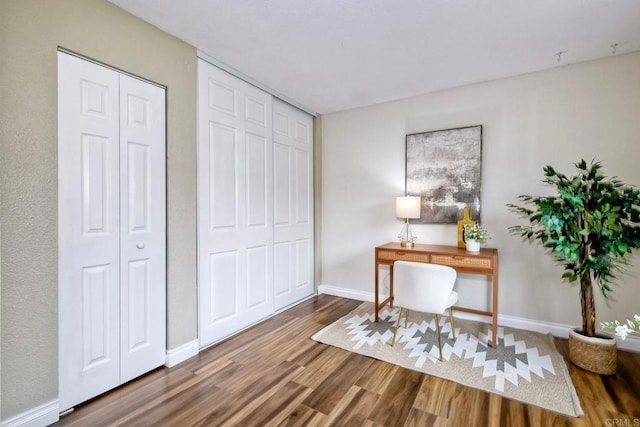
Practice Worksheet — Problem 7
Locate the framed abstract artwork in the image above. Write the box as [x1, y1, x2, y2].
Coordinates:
[405, 125, 482, 224]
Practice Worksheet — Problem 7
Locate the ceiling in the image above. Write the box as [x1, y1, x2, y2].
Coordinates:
[109, 0, 640, 114]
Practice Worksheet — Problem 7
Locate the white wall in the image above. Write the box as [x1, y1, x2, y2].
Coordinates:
[0, 0, 196, 420]
[321, 52, 640, 331]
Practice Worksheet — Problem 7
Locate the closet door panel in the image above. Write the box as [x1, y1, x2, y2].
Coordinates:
[210, 123, 238, 230]
[295, 148, 311, 224]
[58, 52, 120, 411]
[208, 251, 238, 322]
[198, 60, 273, 346]
[119, 74, 166, 383]
[208, 78, 236, 115]
[246, 133, 268, 228]
[273, 99, 314, 310]
[247, 245, 268, 308]
[246, 95, 268, 127]
[274, 242, 291, 298]
[296, 238, 312, 289]
[273, 142, 291, 226]
[80, 264, 115, 369]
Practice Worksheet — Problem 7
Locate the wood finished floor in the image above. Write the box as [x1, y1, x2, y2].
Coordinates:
[55, 295, 640, 427]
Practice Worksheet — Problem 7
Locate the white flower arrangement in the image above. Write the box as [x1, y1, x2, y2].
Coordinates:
[463, 223, 490, 243]
[601, 314, 640, 340]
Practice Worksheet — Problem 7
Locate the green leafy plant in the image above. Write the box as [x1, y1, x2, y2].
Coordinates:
[507, 160, 640, 338]
[463, 223, 490, 243]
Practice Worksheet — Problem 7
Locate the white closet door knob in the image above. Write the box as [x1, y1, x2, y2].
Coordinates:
[137, 242, 145, 249]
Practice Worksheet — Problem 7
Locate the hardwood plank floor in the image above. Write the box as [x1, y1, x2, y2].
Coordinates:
[55, 295, 640, 427]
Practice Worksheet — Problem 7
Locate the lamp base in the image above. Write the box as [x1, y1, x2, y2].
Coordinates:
[397, 222, 417, 248]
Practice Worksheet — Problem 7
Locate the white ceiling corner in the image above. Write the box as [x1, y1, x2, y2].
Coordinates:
[108, 0, 640, 114]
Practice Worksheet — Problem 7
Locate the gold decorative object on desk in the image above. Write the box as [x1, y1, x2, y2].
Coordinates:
[457, 206, 476, 248]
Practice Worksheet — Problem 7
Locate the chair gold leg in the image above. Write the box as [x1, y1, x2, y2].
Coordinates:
[405, 309, 409, 328]
[391, 308, 403, 346]
[449, 307, 456, 340]
[435, 313, 443, 361]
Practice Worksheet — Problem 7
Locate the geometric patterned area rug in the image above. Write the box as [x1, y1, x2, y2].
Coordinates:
[312, 302, 583, 418]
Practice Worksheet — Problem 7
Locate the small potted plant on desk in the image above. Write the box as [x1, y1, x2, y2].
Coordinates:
[463, 223, 490, 252]
[508, 160, 640, 374]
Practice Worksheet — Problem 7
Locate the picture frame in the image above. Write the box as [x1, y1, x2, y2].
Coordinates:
[405, 125, 482, 224]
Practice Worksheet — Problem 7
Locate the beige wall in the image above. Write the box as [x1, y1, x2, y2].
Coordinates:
[0, 0, 197, 419]
[321, 52, 640, 331]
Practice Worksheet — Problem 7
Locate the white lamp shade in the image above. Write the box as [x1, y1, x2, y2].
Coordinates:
[396, 196, 421, 219]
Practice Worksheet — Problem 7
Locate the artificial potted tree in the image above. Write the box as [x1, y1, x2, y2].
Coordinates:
[508, 160, 640, 374]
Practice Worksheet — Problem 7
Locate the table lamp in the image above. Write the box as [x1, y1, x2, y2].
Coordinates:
[396, 195, 421, 247]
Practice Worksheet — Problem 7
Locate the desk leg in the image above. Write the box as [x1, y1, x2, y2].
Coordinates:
[374, 261, 379, 322]
[389, 264, 394, 308]
[491, 270, 499, 348]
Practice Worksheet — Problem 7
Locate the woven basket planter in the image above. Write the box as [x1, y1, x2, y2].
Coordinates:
[568, 329, 617, 375]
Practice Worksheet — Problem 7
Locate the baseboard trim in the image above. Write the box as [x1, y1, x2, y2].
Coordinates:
[317, 284, 384, 303]
[165, 339, 199, 368]
[614, 331, 640, 352]
[0, 399, 59, 427]
[318, 284, 640, 353]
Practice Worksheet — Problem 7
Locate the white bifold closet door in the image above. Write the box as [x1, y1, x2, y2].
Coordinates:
[273, 99, 314, 310]
[198, 59, 274, 346]
[58, 52, 166, 411]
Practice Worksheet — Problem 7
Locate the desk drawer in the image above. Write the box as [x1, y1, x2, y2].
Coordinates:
[431, 254, 492, 269]
[378, 250, 430, 263]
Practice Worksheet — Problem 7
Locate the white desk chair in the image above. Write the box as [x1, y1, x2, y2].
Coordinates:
[390, 261, 458, 361]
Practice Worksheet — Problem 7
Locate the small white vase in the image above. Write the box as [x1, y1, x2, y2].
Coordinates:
[466, 239, 480, 252]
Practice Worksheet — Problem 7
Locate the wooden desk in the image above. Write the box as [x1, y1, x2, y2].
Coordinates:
[375, 242, 499, 348]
